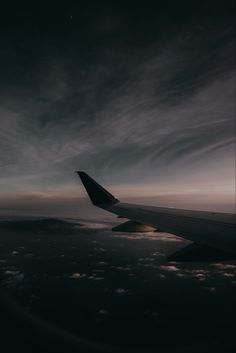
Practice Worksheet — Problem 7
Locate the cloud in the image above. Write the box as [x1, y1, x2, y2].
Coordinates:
[212, 263, 236, 270]
[93, 247, 107, 252]
[138, 257, 155, 262]
[221, 273, 235, 278]
[193, 273, 206, 281]
[114, 266, 133, 272]
[204, 287, 217, 293]
[160, 265, 179, 272]
[112, 232, 183, 242]
[0, 10, 234, 216]
[98, 261, 108, 266]
[158, 274, 166, 279]
[98, 309, 108, 316]
[176, 273, 187, 278]
[69, 272, 87, 279]
[115, 288, 129, 295]
[88, 275, 104, 281]
[81, 222, 111, 230]
[4, 270, 25, 287]
[157, 265, 236, 285]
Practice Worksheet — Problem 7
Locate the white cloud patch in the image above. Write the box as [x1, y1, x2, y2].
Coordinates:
[221, 273, 235, 278]
[81, 222, 110, 230]
[69, 272, 87, 279]
[194, 273, 206, 281]
[158, 274, 166, 279]
[11, 251, 19, 255]
[176, 273, 187, 278]
[115, 288, 129, 295]
[88, 275, 104, 281]
[160, 265, 179, 272]
[112, 232, 183, 242]
[4, 270, 25, 287]
[212, 263, 236, 270]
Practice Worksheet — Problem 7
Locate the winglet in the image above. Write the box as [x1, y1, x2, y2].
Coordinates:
[76, 171, 119, 206]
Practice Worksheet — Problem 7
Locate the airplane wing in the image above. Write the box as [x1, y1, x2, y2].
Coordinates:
[76, 171, 236, 261]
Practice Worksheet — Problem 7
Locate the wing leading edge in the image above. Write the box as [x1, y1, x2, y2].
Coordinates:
[76, 171, 236, 261]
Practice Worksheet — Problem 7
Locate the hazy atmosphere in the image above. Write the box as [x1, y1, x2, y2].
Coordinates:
[0, 3, 235, 353]
[0, 2, 235, 216]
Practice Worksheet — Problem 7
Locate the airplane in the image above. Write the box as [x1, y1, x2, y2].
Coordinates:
[76, 171, 236, 262]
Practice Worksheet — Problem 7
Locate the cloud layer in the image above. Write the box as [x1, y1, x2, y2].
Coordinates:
[0, 4, 235, 214]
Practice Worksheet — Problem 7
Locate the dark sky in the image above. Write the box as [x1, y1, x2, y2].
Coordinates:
[0, 1, 235, 215]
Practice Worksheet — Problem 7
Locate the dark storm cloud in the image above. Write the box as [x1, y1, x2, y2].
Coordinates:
[0, 2, 235, 204]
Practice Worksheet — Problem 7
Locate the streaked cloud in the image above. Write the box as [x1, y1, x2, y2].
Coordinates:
[0, 8, 234, 215]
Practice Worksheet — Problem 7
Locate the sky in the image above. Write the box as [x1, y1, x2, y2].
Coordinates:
[0, 1, 235, 216]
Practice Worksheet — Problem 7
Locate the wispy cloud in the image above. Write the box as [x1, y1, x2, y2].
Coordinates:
[0, 14, 234, 215]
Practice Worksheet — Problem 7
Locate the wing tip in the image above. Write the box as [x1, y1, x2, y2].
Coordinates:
[75, 170, 85, 175]
[76, 171, 119, 206]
